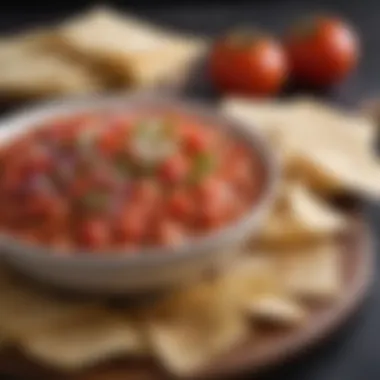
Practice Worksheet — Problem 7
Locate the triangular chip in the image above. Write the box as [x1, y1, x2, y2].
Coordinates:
[247, 295, 307, 326]
[57, 7, 207, 87]
[275, 242, 342, 301]
[222, 255, 306, 326]
[221, 97, 290, 135]
[221, 97, 293, 166]
[21, 311, 146, 370]
[222, 97, 375, 150]
[145, 280, 247, 376]
[290, 98, 375, 148]
[0, 33, 100, 98]
[257, 183, 347, 246]
[221, 254, 279, 303]
[0, 268, 101, 340]
[295, 145, 380, 199]
[222, 97, 380, 198]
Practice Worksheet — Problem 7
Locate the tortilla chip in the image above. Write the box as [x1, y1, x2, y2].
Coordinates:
[221, 97, 289, 132]
[257, 183, 347, 246]
[247, 295, 307, 326]
[0, 269, 101, 340]
[21, 311, 146, 370]
[0, 32, 100, 98]
[0, 29, 55, 58]
[221, 98, 302, 175]
[57, 7, 206, 87]
[290, 98, 376, 149]
[276, 243, 342, 301]
[145, 281, 247, 376]
[222, 97, 380, 198]
[295, 146, 380, 199]
[223, 97, 375, 149]
[221, 255, 279, 301]
[221, 255, 306, 326]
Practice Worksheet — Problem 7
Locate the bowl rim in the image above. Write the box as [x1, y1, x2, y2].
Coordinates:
[0, 91, 280, 268]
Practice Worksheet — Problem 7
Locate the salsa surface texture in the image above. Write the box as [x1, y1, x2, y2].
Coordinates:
[0, 109, 263, 253]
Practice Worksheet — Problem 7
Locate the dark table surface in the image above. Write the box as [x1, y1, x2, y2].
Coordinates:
[0, 1, 380, 380]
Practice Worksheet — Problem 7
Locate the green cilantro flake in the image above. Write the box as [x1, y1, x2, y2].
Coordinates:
[81, 191, 109, 213]
[189, 153, 216, 183]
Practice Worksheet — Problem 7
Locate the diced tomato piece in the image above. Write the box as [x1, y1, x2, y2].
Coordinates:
[154, 219, 185, 246]
[115, 207, 147, 243]
[130, 180, 161, 209]
[226, 160, 252, 184]
[195, 178, 233, 228]
[26, 195, 58, 217]
[183, 128, 211, 154]
[90, 168, 120, 192]
[159, 155, 190, 183]
[69, 177, 92, 198]
[108, 114, 134, 130]
[25, 147, 51, 174]
[167, 190, 194, 220]
[194, 177, 221, 201]
[1, 167, 24, 194]
[77, 219, 109, 249]
[97, 127, 125, 156]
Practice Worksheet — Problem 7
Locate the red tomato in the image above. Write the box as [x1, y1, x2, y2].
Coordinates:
[26, 195, 56, 218]
[24, 146, 51, 174]
[115, 207, 147, 243]
[51, 114, 92, 144]
[183, 128, 211, 155]
[155, 220, 185, 246]
[167, 190, 194, 220]
[159, 155, 190, 183]
[69, 177, 92, 198]
[77, 219, 109, 249]
[209, 31, 288, 96]
[98, 132, 121, 156]
[195, 178, 233, 228]
[97, 120, 129, 156]
[131, 179, 160, 206]
[194, 177, 222, 201]
[286, 16, 359, 87]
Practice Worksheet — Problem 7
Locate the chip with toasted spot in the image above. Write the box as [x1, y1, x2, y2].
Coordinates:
[223, 97, 375, 150]
[221, 255, 279, 302]
[247, 295, 307, 326]
[145, 281, 247, 376]
[222, 97, 380, 198]
[0, 270, 102, 340]
[276, 243, 342, 301]
[222, 256, 306, 326]
[290, 98, 375, 149]
[0, 32, 101, 98]
[272, 100, 380, 198]
[295, 146, 380, 199]
[257, 182, 347, 246]
[221, 97, 288, 136]
[57, 7, 207, 87]
[220, 97, 290, 158]
[21, 311, 146, 370]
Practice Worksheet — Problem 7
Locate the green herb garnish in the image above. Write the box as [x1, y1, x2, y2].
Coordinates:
[115, 154, 131, 175]
[133, 117, 175, 142]
[189, 153, 216, 184]
[77, 128, 99, 154]
[81, 191, 109, 213]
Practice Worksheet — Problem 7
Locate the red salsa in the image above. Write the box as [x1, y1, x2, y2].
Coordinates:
[0, 110, 263, 253]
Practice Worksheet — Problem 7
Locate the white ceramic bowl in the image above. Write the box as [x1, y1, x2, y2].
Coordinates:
[0, 93, 279, 295]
